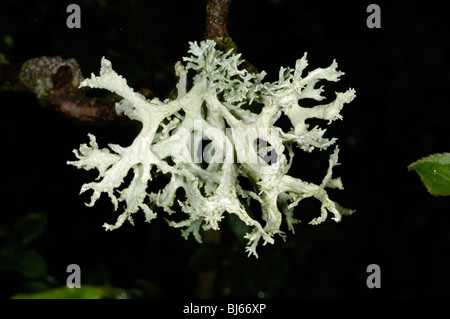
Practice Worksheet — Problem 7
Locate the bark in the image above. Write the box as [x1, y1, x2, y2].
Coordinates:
[205, 0, 235, 52]
[0, 57, 131, 124]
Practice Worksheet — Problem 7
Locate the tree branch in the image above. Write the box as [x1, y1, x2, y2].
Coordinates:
[205, 0, 257, 74]
[205, 0, 236, 52]
[0, 56, 132, 124]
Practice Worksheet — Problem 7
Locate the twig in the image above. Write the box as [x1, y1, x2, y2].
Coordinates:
[205, 0, 236, 52]
[0, 56, 131, 124]
[205, 0, 257, 74]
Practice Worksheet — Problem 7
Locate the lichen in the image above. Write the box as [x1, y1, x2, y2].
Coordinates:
[68, 40, 356, 257]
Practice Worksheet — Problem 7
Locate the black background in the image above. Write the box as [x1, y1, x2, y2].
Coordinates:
[1, 0, 449, 299]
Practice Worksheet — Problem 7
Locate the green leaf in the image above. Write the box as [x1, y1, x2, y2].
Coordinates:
[13, 212, 47, 245]
[0, 250, 47, 278]
[408, 153, 450, 196]
[11, 285, 127, 299]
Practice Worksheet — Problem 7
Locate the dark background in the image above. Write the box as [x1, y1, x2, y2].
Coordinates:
[0, 0, 449, 299]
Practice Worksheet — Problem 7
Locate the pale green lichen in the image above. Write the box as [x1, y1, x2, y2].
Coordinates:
[67, 40, 356, 257]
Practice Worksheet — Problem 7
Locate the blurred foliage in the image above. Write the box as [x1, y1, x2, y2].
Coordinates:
[0, 213, 47, 279]
[0, 250, 46, 278]
[12, 285, 127, 299]
[14, 213, 47, 246]
[0, 52, 9, 64]
[0, 212, 129, 298]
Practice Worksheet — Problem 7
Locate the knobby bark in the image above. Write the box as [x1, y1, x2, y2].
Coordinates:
[205, 0, 236, 52]
[0, 56, 132, 124]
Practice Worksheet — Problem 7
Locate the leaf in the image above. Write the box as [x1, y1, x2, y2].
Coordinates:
[13, 212, 47, 245]
[11, 285, 127, 299]
[408, 153, 450, 196]
[0, 250, 47, 278]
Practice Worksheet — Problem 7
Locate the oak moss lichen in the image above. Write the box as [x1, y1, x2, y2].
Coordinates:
[68, 40, 356, 257]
